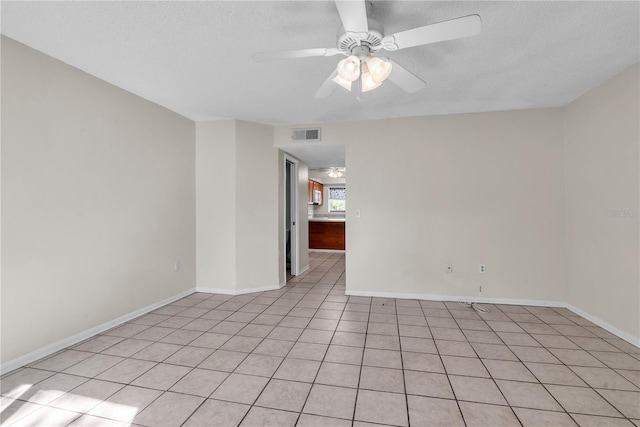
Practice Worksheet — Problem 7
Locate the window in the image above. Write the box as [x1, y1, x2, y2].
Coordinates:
[329, 187, 346, 212]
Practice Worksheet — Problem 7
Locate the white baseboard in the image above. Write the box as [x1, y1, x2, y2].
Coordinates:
[309, 249, 345, 253]
[193, 286, 236, 295]
[463, 295, 564, 308]
[345, 289, 639, 348]
[297, 265, 310, 275]
[566, 304, 640, 348]
[344, 290, 564, 308]
[0, 288, 196, 375]
[196, 283, 284, 296]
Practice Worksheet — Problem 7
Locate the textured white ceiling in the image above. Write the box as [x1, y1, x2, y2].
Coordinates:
[283, 144, 346, 169]
[2, 1, 639, 126]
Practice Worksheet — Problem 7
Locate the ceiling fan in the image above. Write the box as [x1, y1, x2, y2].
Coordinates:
[253, 1, 482, 98]
[324, 167, 345, 178]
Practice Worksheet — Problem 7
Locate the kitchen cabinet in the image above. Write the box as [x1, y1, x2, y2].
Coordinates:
[309, 220, 345, 250]
[308, 180, 324, 205]
[315, 181, 324, 205]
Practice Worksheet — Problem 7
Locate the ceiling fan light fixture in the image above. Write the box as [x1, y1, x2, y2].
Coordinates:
[361, 69, 382, 92]
[336, 55, 361, 82]
[256, 6, 481, 99]
[327, 167, 344, 178]
[366, 56, 393, 83]
[332, 74, 352, 91]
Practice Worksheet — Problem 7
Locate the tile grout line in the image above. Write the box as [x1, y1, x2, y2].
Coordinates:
[224, 256, 331, 425]
[443, 301, 528, 426]
[349, 290, 374, 426]
[394, 298, 411, 427]
[83, 290, 265, 427]
[516, 304, 632, 423]
[178, 262, 316, 424]
[523, 306, 636, 423]
[487, 304, 551, 424]
[291, 267, 350, 425]
[119, 255, 335, 425]
[233, 254, 345, 425]
[433, 302, 472, 427]
[492, 304, 628, 423]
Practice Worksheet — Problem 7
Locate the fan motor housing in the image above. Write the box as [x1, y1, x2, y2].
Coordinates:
[337, 18, 384, 53]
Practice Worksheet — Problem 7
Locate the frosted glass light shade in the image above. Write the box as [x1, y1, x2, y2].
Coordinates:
[328, 168, 343, 178]
[336, 55, 361, 82]
[361, 70, 382, 92]
[332, 74, 352, 91]
[366, 56, 393, 83]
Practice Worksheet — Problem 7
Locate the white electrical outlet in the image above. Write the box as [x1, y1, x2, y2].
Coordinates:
[175, 261, 181, 272]
[446, 264, 453, 273]
[479, 264, 486, 273]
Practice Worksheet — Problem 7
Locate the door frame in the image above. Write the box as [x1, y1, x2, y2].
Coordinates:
[285, 155, 300, 277]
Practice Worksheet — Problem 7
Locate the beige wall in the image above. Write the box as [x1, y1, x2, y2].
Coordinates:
[1, 37, 196, 364]
[564, 63, 640, 341]
[195, 120, 281, 292]
[278, 150, 286, 284]
[276, 109, 568, 302]
[235, 121, 280, 290]
[195, 120, 236, 292]
[297, 161, 310, 272]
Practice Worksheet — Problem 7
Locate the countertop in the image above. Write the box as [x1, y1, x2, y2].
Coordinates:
[308, 217, 346, 222]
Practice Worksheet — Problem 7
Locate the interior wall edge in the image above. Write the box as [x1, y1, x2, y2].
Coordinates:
[2, 278, 291, 375]
[2, 36, 197, 364]
[0, 287, 197, 376]
[565, 303, 640, 348]
[562, 61, 640, 342]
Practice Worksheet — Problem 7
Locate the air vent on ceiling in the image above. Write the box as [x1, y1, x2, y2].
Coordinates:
[292, 128, 321, 142]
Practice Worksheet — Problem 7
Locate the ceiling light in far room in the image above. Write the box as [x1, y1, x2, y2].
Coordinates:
[336, 55, 361, 82]
[327, 167, 345, 178]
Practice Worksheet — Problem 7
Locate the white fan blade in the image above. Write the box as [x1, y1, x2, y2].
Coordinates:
[381, 14, 481, 51]
[314, 70, 339, 99]
[253, 48, 341, 62]
[335, 1, 368, 36]
[388, 60, 425, 94]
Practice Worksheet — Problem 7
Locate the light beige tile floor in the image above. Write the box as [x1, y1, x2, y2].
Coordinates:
[2, 251, 639, 426]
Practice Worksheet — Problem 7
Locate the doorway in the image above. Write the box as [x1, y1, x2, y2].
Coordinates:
[285, 157, 299, 280]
